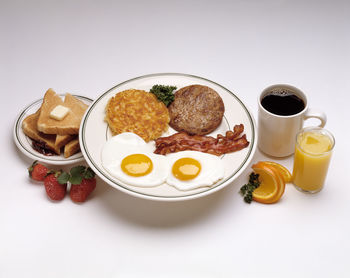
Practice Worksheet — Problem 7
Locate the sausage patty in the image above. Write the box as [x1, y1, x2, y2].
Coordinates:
[168, 85, 225, 135]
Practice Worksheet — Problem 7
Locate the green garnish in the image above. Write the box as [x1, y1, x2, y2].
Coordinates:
[57, 166, 96, 185]
[239, 172, 261, 203]
[57, 172, 70, 184]
[150, 84, 177, 106]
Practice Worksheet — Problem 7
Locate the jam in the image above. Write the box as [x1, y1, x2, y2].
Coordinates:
[32, 140, 57, 156]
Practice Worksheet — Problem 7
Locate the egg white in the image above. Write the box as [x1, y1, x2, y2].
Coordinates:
[101, 133, 170, 187]
[166, 151, 225, 191]
[101, 133, 225, 190]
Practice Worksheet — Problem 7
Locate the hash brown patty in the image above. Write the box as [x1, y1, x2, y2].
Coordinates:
[168, 85, 225, 135]
[105, 89, 170, 142]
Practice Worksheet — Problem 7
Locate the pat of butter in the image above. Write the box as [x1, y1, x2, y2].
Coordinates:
[50, 105, 69, 120]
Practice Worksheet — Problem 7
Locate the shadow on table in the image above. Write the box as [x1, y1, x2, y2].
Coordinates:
[93, 148, 291, 229]
[13, 137, 260, 229]
[12, 141, 229, 229]
[94, 177, 239, 229]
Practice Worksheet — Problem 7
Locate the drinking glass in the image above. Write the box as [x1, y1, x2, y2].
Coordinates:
[292, 127, 335, 193]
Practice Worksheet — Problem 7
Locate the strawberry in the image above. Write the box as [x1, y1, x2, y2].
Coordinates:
[44, 171, 67, 201]
[70, 177, 96, 203]
[59, 166, 96, 203]
[28, 160, 49, 181]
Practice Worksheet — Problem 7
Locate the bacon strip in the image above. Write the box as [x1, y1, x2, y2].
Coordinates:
[154, 124, 249, 156]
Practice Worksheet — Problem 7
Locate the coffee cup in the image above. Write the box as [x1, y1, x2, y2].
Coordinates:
[258, 84, 327, 157]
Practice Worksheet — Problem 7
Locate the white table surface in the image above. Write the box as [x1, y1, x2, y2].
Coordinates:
[1, 0, 349, 277]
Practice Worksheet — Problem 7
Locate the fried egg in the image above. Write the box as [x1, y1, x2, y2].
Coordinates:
[101, 133, 225, 190]
[101, 132, 169, 187]
[166, 151, 224, 191]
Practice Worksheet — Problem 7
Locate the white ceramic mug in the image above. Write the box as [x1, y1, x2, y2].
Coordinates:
[258, 84, 327, 157]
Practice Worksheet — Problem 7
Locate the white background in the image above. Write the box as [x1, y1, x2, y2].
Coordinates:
[1, 0, 349, 277]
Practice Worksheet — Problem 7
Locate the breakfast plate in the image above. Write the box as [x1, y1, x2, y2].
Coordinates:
[14, 95, 93, 165]
[80, 73, 257, 201]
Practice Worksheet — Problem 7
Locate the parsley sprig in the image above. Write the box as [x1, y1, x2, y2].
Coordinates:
[240, 172, 261, 203]
[150, 84, 177, 106]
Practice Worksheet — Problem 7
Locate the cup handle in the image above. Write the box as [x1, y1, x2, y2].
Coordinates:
[304, 108, 327, 127]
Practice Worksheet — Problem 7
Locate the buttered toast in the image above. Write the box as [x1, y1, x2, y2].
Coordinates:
[22, 88, 88, 158]
[37, 89, 88, 135]
[54, 92, 89, 147]
[55, 134, 76, 148]
[64, 138, 80, 158]
[22, 109, 61, 154]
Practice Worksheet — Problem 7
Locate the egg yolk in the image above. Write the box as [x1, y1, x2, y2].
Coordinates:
[121, 154, 153, 177]
[172, 157, 201, 181]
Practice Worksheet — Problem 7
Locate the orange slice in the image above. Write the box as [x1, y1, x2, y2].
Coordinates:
[268, 166, 286, 203]
[251, 164, 280, 204]
[256, 161, 292, 183]
[251, 163, 286, 204]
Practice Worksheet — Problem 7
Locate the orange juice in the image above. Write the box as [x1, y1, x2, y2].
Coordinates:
[292, 127, 335, 193]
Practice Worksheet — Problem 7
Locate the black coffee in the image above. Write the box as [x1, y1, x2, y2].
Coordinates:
[261, 90, 305, 116]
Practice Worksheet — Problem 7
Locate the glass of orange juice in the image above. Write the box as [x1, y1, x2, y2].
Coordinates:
[292, 127, 335, 193]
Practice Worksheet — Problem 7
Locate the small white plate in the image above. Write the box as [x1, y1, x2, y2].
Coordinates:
[80, 73, 257, 201]
[14, 95, 93, 165]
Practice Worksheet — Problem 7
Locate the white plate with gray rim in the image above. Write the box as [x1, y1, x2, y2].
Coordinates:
[14, 95, 93, 165]
[79, 73, 257, 201]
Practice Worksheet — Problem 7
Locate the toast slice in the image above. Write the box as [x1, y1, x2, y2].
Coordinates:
[37, 89, 88, 135]
[55, 134, 76, 148]
[64, 93, 88, 121]
[64, 138, 80, 158]
[22, 109, 61, 154]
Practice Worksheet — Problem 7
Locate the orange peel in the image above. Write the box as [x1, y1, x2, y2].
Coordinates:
[258, 161, 292, 183]
[251, 162, 286, 204]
